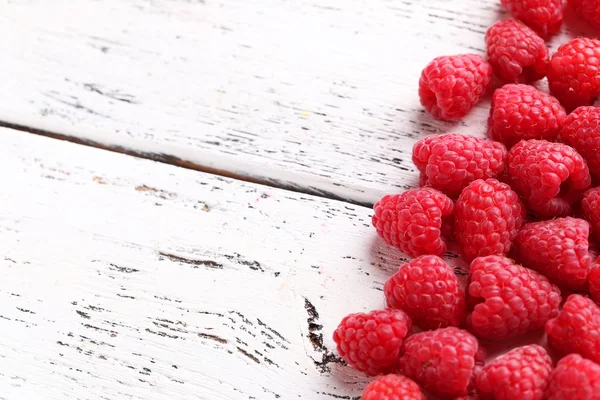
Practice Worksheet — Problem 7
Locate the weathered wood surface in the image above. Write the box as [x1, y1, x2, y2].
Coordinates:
[0, 0, 511, 204]
[0, 128, 415, 399]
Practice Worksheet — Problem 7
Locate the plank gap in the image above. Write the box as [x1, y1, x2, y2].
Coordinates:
[0, 120, 373, 208]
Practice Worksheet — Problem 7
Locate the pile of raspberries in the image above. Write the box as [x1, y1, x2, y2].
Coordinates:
[333, 1, 600, 399]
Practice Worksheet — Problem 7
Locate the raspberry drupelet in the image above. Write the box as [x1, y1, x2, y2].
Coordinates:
[384, 255, 466, 330]
[332, 309, 412, 376]
[545, 354, 600, 400]
[548, 37, 600, 111]
[507, 139, 591, 217]
[485, 19, 549, 83]
[361, 374, 426, 400]
[372, 188, 454, 258]
[513, 217, 592, 291]
[500, 0, 563, 38]
[419, 54, 493, 120]
[412, 133, 507, 199]
[546, 294, 600, 363]
[398, 327, 485, 398]
[455, 179, 525, 262]
[476, 345, 553, 400]
[466, 255, 561, 340]
[488, 84, 566, 148]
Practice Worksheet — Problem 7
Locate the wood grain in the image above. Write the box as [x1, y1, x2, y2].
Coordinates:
[0, 0, 509, 204]
[0, 127, 415, 399]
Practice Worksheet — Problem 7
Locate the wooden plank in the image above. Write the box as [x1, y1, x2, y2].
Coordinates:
[0, 127, 412, 399]
[0, 0, 510, 204]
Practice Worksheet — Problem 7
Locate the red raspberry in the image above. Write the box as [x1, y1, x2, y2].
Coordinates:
[548, 37, 600, 112]
[361, 374, 425, 400]
[412, 133, 508, 199]
[570, 0, 600, 28]
[589, 257, 600, 304]
[332, 309, 411, 376]
[466, 255, 561, 340]
[488, 84, 566, 148]
[513, 217, 591, 290]
[398, 327, 485, 398]
[455, 179, 525, 262]
[583, 187, 600, 244]
[485, 19, 549, 83]
[372, 188, 454, 258]
[500, 0, 562, 38]
[384, 255, 466, 330]
[560, 107, 600, 181]
[545, 294, 600, 363]
[507, 140, 591, 217]
[475, 345, 552, 400]
[419, 54, 493, 120]
[545, 354, 600, 400]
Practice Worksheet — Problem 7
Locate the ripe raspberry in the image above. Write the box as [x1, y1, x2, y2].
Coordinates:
[485, 19, 550, 83]
[466, 255, 561, 340]
[384, 255, 466, 330]
[475, 345, 552, 400]
[546, 294, 600, 363]
[570, 0, 600, 28]
[500, 0, 562, 38]
[488, 84, 566, 148]
[548, 37, 600, 111]
[455, 179, 525, 262]
[372, 188, 454, 257]
[419, 54, 493, 120]
[545, 354, 600, 400]
[398, 327, 485, 398]
[589, 257, 600, 304]
[513, 217, 591, 290]
[560, 107, 600, 181]
[332, 309, 412, 376]
[361, 374, 425, 400]
[507, 140, 591, 217]
[412, 133, 508, 199]
[583, 187, 600, 243]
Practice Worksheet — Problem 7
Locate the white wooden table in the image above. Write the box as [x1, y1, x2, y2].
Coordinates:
[0, 1, 589, 399]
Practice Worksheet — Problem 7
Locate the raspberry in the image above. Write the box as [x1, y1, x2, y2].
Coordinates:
[455, 179, 525, 262]
[500, 0, 563, 38]
[466, 255, 562, 340]
[372, 188, 454, 257]
[485, 19, 549, 83]
[398, 327, 485, 398]
[412, 133, 508, 199]
[583, 187, 600, 243]
[570, 0, 600, 28]
[513, 217, 591, 290]
[560, 107, 600, 181]
[384, 255, 466, 330]
[548, 37, 600, 111]
[488, 84, 566, 148]
[545, 354, 600, 400]
[332, 309, 412, 376]
[361, 374, 425, 400]
[419, 54, 493, 120]
[545, 294, 600, 363]
[589, 257, 600, 304]
[507, 140, 591, 217]
[475, 345, 552, 400]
